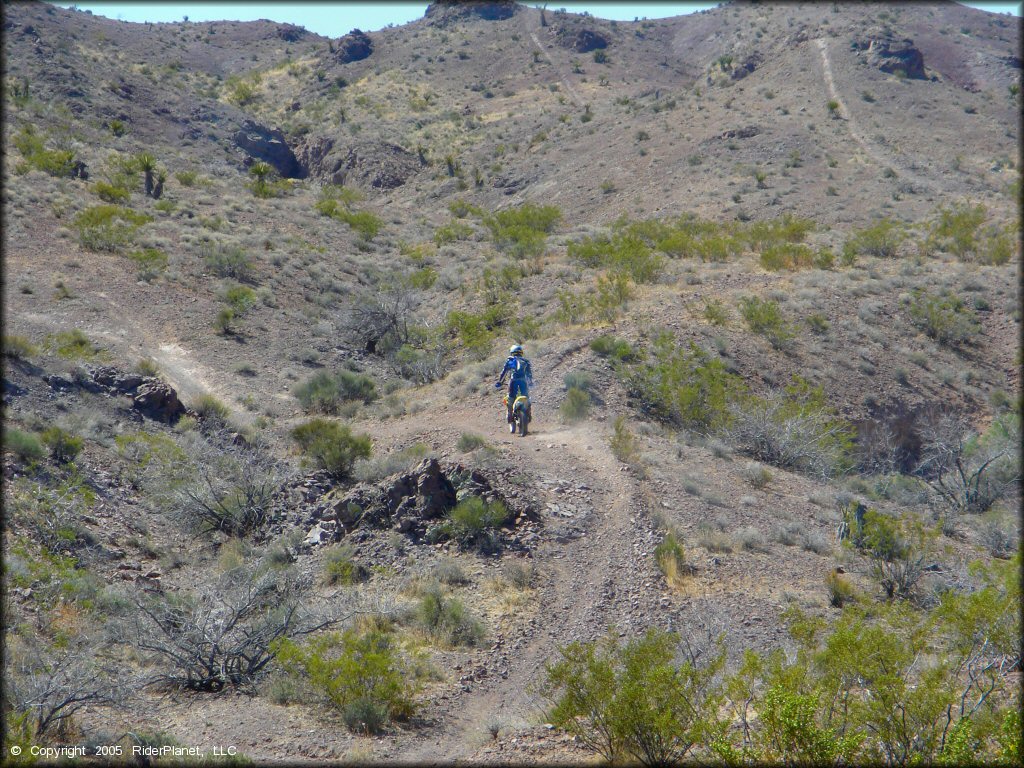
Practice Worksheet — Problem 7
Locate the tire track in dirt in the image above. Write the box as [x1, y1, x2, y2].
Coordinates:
[816, 37, 935, 193]
[385, 404, 662, 763]
[526, 18, 584, 107]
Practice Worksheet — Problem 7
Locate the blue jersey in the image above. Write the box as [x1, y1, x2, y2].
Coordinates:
[499, 356, 533, 384]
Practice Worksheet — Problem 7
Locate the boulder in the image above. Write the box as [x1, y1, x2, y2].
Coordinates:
[276, 24, 306, 42]
[232, 120, 301, 178]
[412, 458, 457, 519]
[731, 51, 763, 80]
[567, 29, 608, 53]
[335, 29, 373, 63]
[853, 32, 926, 79]
[132, 380, 185, 422]
[90, 366, 143, 394]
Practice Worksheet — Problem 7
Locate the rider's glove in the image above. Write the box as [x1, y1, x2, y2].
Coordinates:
[494, 381, 502, 389]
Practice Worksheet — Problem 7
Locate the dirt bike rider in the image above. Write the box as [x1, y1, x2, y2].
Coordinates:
[494, 344, 533, 426]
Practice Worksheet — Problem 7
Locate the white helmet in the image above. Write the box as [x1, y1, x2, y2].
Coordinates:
[509, 344, 523, 356]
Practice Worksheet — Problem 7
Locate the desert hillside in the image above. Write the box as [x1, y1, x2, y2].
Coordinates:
[2, 1, 1021, 763]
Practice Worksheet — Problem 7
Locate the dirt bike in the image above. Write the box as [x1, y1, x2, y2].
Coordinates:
[503, 393, 532, 436]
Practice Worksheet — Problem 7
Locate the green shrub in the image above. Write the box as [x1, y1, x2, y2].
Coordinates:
[560, 387, 591, 422]
[126, 248, 168, 281]
[48, 329, 100, 360]
[202, 243, 253, 280]
[927, 202, 987, 259]
[568, 231, 665, 283]
[625, 334, 745, 430]
[609, 415, 639, 463]
[825, 570, 856, 607]
[417, 584, 485, 647]
[541, 628, 725, 765]
[907, 290, 979, 346]
[13, 125, 79, 177]
[483, 203, 561, 258]
[273, 629, 416, 731]
[590, 335, 639, 362]
[40, 426, 84, 464]
[323, 544, 369, 585]
[563, 371, 594, 392]
[655, 531, 687, 587]
[294, 370, 378, 413]
[222, 284, 258, 314]
[191, 393, 230, 425]
[291, 418, 372, 479]
[4, 427, 45, 463]
[456, 433, 487, 452]
[315, 196, 382, 240]
[739, 296, 795, 349]
[445, 305, 510, 360]
[3, 334, 37, 360]
[759, 242, 815, 271]
[433, 220, 474, 245]
[91, 180, 131, 203]
[806, 313, 830, 334]
[73, 205, 151, 252]
[702, 299, 729, 326]
[175, 169, 200, 186]
[842, 218, 905, 260]
[430, 496, 509, 552]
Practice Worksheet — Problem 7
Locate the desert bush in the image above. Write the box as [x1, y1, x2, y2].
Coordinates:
[202, 242, 253, 281]
[291, 418, 372, 479]
[221, 283, 258, 315]
[736, 525, 769, 553]
[445, 305, 510, 360]
[609, 415, 640, 463]
[926, 201, 987, 259]
[655, 530, 687, 587]
[456, 432, 487, 452]
[12, 125, 80, 177]
[416, 584, 485, 647]
[191, 393, 230, 425]
[723, 378, 855, 478]
[825, 570, 857, 607]
[352, 443, 428, 484]
[429, 496, 509, 552]
[3, 334, 37, 360]
[294, 370, 378, 413]
[568, 231, 665, 283]
[842, 218, 905, 261]
[561, 387, 591, 422]
[742, 462, 772, 489]
[73, 205, 151, 252]
[483, 203, 561, 258]
[590, 334, 639, 362]
[854, 509, 928, 601]
[739, 296, 795, 349]
[759, 242, 815, 271]
[91, 180, 131, 203]
[126, 247, 168, 281]
[907, 289, 979, 347]
[702, 299, 729, 326]
[541, 627, 726, 765]
[131, 562, 341, 692]
[913, 411, 1019, 517]
[625, 334, 744, 430]
[4, 427, 45, 463]
[47, 329, 101, 360]
[322, 544, 369, 585]
[433, 220, 474, 245]
[40, 426, 84, 464]
[433, 558, 470, 586]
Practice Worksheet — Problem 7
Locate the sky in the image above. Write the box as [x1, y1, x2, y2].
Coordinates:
[49, 2, 1024, 36]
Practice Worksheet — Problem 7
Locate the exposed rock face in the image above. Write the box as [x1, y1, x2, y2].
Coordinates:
[276, 24, 306, 42]
[562, 28, 608, 53]
[334, 29, 373, 63]
[132, 381, 185, 422]
[731, 51, 763, 80]
[853, 32, 926, 79]
[326, 459, 536, 541]
[90, 366, 144, 393]
[293, 137, 422, 189]
[232, 120, 301, 178]
[424, 1, 518, 26]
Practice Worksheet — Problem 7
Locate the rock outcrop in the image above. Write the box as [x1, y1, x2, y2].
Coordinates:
[424, 1, 518, 26]
[82, 365, 185, 422]
[320, 459, 538, 542]
[560, 28, 608, 53]
[232, 120, 302, 178]
[334, 29, 372, 63]
[853, 32, 926, 79]
[293, 137, 423, 189]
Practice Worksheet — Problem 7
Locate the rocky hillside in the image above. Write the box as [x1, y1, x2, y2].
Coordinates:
[2, 0, 1021, 763]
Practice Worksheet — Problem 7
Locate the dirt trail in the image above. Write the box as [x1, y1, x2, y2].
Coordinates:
[525, 15, 584, 107]
[375, 397, 662, 763]
[816, 38, 935, 193]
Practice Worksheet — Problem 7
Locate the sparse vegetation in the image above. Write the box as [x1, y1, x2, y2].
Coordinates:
[291, 419, 372, 479]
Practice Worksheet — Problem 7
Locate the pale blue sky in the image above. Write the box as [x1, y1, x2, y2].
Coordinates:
[53, 2, 1022, 36]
